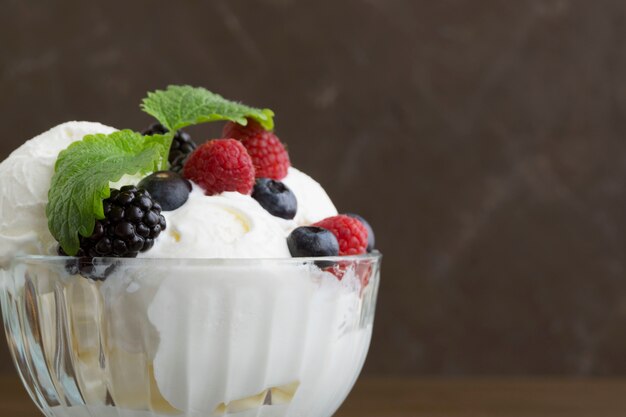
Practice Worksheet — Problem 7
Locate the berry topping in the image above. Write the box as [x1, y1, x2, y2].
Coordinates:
[138, 171, 192, 211]
[345, 213, 375, 252]
[252, 178, 297, 219]
[141, 122, 168, 136]
[313, 215, 368, 255]
[183, 139, 255, 196]
[223, 119, 290, 180]
[142, 123, 196, 173]
[287, 226, 339, 258]
[71, 185, 166, 259]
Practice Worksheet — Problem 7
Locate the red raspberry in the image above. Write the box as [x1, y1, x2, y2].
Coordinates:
[314, 215, 368, 255]
[223, 119, 290, 180]
[183, 139, 255, 196]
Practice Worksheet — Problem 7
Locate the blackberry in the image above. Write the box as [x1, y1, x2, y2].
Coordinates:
[142, 123, 196, 173]
[168, 131, 196, 173]
[141, 122, 168, 136]
[88, 185, 166, 257]
[58, 186, 166, 280]
[57, 246, 117, 281]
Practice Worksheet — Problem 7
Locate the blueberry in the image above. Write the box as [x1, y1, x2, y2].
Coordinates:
[287, 226, 339, 257]
[138, 171, 191, 211]
[346, 213, 375, 252]
[252, 178, 297, 219]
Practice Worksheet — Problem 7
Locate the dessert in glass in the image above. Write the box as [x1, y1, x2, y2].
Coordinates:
[0, 86, 381, 417]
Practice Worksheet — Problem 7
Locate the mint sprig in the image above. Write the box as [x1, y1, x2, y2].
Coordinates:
[46, 130, 173, 255]
[141, 85, 275, 131]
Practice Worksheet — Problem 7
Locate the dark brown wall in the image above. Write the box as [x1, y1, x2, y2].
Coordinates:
[2, 0, 626, 376]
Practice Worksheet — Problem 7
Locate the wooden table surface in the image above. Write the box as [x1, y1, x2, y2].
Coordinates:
[2, 375, 626, 417]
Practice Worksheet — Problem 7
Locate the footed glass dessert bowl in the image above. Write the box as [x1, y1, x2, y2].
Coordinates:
[1, 254, 380, 417]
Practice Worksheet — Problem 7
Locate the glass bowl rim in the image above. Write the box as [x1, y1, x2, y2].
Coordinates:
[11, 251, 382, 266]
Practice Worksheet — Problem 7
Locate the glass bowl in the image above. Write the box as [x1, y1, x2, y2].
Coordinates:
[1, 253, 381, 417]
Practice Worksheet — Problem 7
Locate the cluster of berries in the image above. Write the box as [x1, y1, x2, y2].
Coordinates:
[59, 126, 196, 273]
[147, 119, 298, 220]
[63, 119, 375, 280]
[288, 214, 375, 258]
[168, 119, 375, 258]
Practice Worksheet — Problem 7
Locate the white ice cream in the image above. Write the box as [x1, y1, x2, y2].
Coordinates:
[282, 167, 337, 226]
[145, 263, 373, 416]
[0, 121, 116, 266]
[140, 185, 291, 259]
[27, 253, 376, 417]
[136, 166, 337, 260]
[89, 260, 374, 417]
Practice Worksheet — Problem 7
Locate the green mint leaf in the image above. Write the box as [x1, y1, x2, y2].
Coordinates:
[141, 85, 275, 131]
[46, 130, 173, 255]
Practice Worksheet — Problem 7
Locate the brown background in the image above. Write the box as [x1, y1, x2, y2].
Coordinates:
[1, 0, 626, 377]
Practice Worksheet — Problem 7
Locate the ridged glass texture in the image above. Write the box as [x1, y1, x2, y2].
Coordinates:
[1, 254, 380, 417]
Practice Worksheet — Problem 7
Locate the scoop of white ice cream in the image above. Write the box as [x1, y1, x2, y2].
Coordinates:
[140, 184, 291, 259]
[0, 121, 117, 266]
[131, 166, 339, 259]
[282, 167, 337, 226]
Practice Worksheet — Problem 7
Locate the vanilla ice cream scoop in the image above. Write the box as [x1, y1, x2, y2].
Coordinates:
[0, 121, 117, 266]
[140, 184, 291, 259]
[282, 167, 338, 226]
[138, 167, 339, 259]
